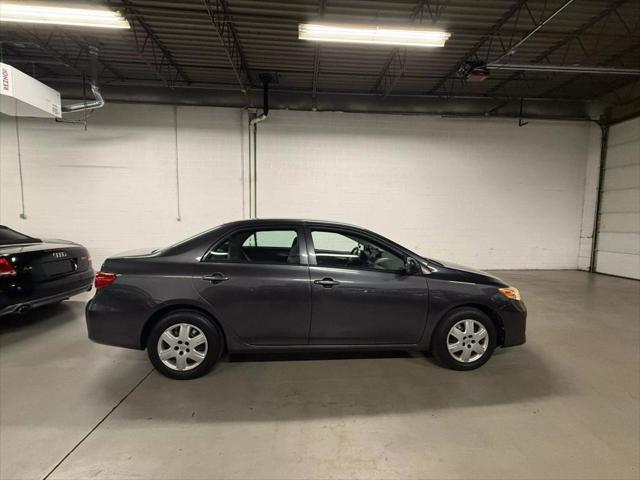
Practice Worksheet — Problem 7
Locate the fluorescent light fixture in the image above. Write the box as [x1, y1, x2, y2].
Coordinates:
[299, 23, 450, 48]
[0, 3, 129, 29]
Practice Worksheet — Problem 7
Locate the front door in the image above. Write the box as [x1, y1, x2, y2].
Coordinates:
[192, 226, 311, 345]
[307, 228, 428, 345]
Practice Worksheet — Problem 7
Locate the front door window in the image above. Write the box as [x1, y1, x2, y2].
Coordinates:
[311, 230, 405, 272]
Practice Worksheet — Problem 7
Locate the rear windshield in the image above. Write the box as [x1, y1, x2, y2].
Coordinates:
[0, 226, 40, 245]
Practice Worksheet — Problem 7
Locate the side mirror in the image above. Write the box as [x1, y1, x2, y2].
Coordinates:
[405, 257, 420, 275]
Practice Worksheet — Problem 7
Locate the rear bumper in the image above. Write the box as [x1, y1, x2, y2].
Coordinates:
[499, 300, 527, 347]
[85, 297, 146, 350]
[0, 281, 93, 317]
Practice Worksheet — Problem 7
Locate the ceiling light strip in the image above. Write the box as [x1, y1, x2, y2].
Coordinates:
[0, 3, 129, 29]
[299, 23, 450, 48]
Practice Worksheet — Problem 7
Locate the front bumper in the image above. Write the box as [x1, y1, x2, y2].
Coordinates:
[499, 300, 527, 347]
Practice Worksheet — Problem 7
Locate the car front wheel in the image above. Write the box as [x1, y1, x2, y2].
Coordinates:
[432, 307, 497, 370]
[147, 310, 223, 379]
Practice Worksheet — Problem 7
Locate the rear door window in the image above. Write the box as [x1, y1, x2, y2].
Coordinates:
[0, 226, 40, 245]
[203, 229, 300, 265]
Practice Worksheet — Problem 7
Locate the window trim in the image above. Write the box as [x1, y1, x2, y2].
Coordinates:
[200, 225, 308, 266]
[305, 225, 414, 275]
[0, 225, 41, 245]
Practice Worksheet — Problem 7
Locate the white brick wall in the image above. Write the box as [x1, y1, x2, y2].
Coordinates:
[0, 104, 245, 268]
[258, 110, 591, 269]
[1, 103, 595, 270]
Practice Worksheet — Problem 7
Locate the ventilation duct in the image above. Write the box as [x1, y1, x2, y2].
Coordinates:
[61, 46, 104, 114]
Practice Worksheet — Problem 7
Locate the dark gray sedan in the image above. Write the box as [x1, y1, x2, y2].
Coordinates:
[86, 219, 526, 379]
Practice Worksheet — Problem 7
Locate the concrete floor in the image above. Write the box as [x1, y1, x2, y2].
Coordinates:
[1, 270, 638, 480]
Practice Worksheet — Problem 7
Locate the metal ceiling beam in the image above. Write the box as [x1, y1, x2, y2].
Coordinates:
[486, 0, 631, 96]
[58, 31, 125, 82]
[488, 0, 576, 66]
[427, 0, 529, 96]
[372, 0, 451, 96]
[44, 76, 584, 103]
[9, 28, 124, 85]
[202, 0, 254, 93]
[598, 78, 640, 125]
[12, 28, 85, 77]
[51, 81, 591, 120]
[486, 63, 640, 75]
[118, 0, 191, 87]
[537, 40, 640, 98]
[0, 41, 59, 78]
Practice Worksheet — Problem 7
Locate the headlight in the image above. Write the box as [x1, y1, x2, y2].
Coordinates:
[499, 287, 521, 301]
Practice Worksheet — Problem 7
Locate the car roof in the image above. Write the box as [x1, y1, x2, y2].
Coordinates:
[220, 218, 364, 229]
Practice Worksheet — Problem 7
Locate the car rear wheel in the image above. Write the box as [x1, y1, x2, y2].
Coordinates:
[432, 307, 497, 370]
[147, 310, 223, 379]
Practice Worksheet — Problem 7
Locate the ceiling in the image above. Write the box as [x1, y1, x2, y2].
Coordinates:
[1, 0, 639, 120]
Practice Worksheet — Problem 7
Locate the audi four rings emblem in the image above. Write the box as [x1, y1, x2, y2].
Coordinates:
[52, 251, 68, 258]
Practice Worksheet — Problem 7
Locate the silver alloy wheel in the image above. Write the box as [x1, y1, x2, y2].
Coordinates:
[446, 319, 489, 363]
[157, 323, 208, 371]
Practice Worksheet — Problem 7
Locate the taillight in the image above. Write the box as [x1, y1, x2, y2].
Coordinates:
[95, 271, 117, 289]
[0, 257, 17, 277]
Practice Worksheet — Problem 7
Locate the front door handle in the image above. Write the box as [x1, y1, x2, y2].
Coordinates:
[314, 277, 340, 288]
[202, 273, 229, 283]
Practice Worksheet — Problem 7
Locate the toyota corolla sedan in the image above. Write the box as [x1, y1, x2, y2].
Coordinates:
[86, 219, 526, 379]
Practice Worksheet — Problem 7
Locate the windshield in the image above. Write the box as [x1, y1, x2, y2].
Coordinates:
[0, 226, 41, 245]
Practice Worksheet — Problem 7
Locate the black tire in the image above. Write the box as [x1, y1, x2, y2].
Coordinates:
[147, 310, 223, 380]
[432, 307, 497, 371]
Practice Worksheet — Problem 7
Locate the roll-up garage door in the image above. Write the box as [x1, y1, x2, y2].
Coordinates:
[595, 117, 640, 280]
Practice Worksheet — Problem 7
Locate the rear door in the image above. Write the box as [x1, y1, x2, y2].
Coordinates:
[306, 227, 428, 345]
[192, 225, 312, 345]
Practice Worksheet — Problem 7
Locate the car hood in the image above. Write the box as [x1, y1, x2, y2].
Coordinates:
[423, 257, 508, 287]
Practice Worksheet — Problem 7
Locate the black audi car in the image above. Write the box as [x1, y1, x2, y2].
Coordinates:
[0, 225, 94, 317]
[86, 219, 526, 379]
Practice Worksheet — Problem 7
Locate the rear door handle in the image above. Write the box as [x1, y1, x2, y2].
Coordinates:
[314, 277, 340, 288]
[202, 273, 229, 283]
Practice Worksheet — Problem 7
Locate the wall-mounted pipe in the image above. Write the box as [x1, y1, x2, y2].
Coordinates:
[248, 74, 273, 218]
[61, 83, 104, 113]
[61, 46, 105, 114]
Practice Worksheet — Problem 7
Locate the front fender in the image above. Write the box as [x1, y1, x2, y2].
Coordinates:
[420, 278, 511, 348]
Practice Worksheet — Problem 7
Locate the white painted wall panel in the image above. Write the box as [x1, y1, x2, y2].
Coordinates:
[607, 140, 640, 168]
[596, 252, 640, 279]
[1, 104, 595, 271]
[597, 232, 640, 255]
[600, 189, 640, 213]
[0, 104, 244, 268]
[175, 106, 245, 229]
[596, 116, 640, 279]
[257, 110, 590, 270]
[599, 212, 640, 233]
[602, 164, 640, 190]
